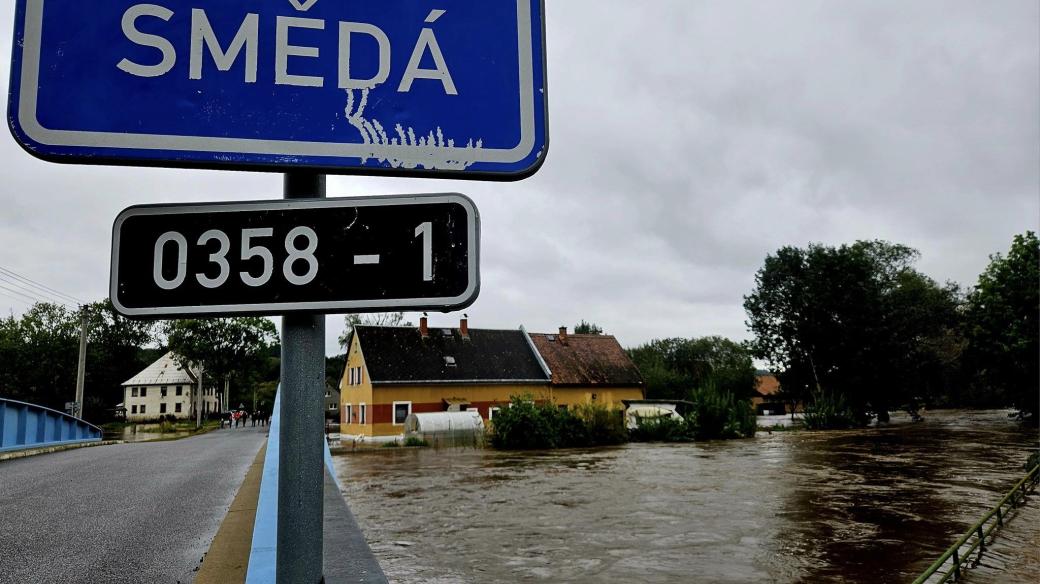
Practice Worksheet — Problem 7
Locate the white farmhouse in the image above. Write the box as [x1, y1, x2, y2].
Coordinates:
[121, 352, 221, 421]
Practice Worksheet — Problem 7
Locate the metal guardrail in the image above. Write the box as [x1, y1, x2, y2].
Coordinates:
[912, 463, 1040, 584]
[0, 397, 103, 453]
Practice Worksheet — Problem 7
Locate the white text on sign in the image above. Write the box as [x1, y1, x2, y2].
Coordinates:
[117, 5, 458, 94]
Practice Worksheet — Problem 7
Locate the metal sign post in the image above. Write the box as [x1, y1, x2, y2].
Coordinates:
[278, 173, 326, 584]
[11, 1, 544, 582]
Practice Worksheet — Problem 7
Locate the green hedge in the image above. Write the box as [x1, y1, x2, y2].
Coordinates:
[489, 395, 627, 450]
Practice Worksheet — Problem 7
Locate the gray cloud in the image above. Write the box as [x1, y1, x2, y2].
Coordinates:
[0, 1, 1036, 354]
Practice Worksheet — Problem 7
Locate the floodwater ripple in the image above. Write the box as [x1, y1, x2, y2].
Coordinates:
[331, 410, 1038, 583]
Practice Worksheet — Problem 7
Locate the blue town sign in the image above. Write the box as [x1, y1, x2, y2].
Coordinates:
[8, 0, 548, 179]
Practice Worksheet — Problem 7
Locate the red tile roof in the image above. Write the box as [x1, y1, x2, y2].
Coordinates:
[529, 333, 644, 387]
[755, 373, 780, 396]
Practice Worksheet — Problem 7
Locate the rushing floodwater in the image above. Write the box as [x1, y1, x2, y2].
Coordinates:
[331, 410, 1038, 583]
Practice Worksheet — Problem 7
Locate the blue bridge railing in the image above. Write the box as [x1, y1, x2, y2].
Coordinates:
[0, 398, 103, 453]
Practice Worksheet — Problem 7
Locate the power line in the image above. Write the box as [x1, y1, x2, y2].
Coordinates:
[0, 273, 75, 307]
[0, 265, 83, 305]
[0, 289, 32, 307]
[0, 282, 46, 305]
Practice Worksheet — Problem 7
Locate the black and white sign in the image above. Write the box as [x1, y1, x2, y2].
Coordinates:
[110, 194, 479, 317]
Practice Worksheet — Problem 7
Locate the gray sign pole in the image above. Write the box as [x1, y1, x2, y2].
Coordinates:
[277, 172, 327, 584]
[74, 309, 88, 419]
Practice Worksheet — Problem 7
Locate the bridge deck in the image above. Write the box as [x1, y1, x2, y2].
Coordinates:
[0, 426, 266, 584]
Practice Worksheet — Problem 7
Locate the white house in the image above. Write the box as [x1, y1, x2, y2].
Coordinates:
[121, 352, 221, 422]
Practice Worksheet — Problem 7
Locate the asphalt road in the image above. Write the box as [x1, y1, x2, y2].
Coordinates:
[0, 426, 267, 584]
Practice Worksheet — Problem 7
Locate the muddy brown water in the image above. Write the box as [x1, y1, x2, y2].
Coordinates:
[331, 410, 1038, 583]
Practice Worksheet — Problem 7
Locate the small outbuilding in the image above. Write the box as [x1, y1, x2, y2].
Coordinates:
[404, 411, 485, 446]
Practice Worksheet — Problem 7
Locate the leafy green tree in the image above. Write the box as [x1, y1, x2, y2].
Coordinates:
[81, 300, 158, 419]
[965, 232, 1039, 420]
[164, 317, 277, 413]
[0, 300, 160, 421]
[326, 353, 346, 389]
[337, 312, 411, 349]
[0, 303, 78, 410]
[628, 336, 756, 401]
[573, 320, 604, 335]
[744, 240, 963, 424]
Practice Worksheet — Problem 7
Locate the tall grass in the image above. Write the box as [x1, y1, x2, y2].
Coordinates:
[689, 384, 757, 439]
[802, 390, 858, 429]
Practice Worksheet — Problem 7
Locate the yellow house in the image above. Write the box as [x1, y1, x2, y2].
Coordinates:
[340, 320, 646, 439]
[340, 318, 551, 438]
[527, 327, 645, 407]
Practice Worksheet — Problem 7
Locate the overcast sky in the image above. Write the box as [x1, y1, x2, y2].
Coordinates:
[0, 1, 1037, 356]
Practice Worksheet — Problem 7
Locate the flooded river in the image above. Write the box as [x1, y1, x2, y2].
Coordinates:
[331, 410, 1038, 583]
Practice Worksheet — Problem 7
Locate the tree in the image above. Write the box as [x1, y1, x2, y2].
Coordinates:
[574, 320, 604, 335]
[337, 312, 411, 349]
[81, 300, 158, 419]
[0, 303, 79, 410]
[744, 240, 963, 424]
[628, 336, 757, 401]
[326, 354, 346, 389]
[164, 317, 277, 416]
[965, 232, 1039, 420]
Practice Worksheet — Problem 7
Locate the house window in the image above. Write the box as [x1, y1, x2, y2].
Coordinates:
[329, 402, 338, 411]
[176, 386, 182, 396]
[140, 405, 146, 414]
[393, 401, 412, 425]
[443, 356, 456, 367]
[489, 407, 501, 420]
[349, 366, 363, 386]
[345, 404, 353, 423]
[131, 405, 137, 414]
[359, 368, 363, 384]
[175, 403, 182, 413]
[131, 387, 138, 397]
[359, 403, 367, 425]
[160, 403, 167, 414]
[324, 390, 331, 398]
[140, 387, 147, 398]
[160, 386, 168, 397]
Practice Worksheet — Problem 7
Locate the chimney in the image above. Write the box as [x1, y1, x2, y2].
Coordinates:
[460, 317, 469, 339]
[420, 316, 429, 338]
[558, 326, 568, 345]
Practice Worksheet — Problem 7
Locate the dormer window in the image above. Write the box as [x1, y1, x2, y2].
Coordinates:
[444, 356, 457, 367]
[441, 329, 453, 337]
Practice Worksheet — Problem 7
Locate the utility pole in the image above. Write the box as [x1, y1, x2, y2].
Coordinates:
[74, 308, 88, 419]
[196, 362, 204, 429]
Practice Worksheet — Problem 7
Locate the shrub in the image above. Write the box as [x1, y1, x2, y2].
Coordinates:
[630, 414, 694, 442]
[489, 395, 560, 449]
[689, 384, 757, 439]
[1025, 450, 1039, 472]
[803, 390, 859, 429]
[382, 440, 401, 448]
[490, 395, 628, 449]
[571, 402, 628, 446]
[403, 436, 429, 448]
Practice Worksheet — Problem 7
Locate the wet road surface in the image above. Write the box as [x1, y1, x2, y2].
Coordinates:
[0, 426, 266, 584]
[331, 410, 1037, 583]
